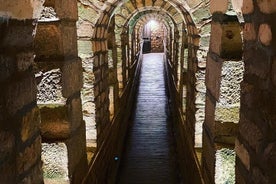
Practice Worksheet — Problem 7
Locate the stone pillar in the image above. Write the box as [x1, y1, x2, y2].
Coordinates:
[92, 37, 110, 145]
[235, 0, 276, 183]
[77, 0, 99, 161]
[107, 17, 119, 122]
[0, 19, 43, 184]
[202, 0, 243, 183]
[121, 34, 127, 86]
[57, 1, 88, 181]
[115, 14, 124, 95]
[186, 18, 199, 147]
[35, 0, 88, 183]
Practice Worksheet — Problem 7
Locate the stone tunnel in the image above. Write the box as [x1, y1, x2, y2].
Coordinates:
[0, 0, 276, 183]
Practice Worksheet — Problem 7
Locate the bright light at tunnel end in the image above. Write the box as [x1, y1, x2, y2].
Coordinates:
[147, 20, 159, 28]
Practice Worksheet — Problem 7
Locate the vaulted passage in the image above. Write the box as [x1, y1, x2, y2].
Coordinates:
[116, 53, 179, 184]
[1, 1, 276, 184]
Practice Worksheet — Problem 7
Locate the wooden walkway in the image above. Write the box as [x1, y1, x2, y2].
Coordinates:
[116, 53, 180, 184]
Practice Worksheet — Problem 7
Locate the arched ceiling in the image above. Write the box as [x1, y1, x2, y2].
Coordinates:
[134, 13, 172, 36]
[121, 10, 177, 36]
[89, 0, 210, 51]
[93, 0, 196, 39]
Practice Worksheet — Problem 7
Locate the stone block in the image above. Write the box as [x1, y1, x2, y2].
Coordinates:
[39, 105, 70, 140]
[67, 96, 83, 132]
[78, 40, 93, 57]
[71, 154, 88, 184]
[0, 54, 16, 83]
[0, 131, 15, 162]
[35, 22, 77, 58]
[235, 157, 248, 184]
[82, 56, 94, 70]
[214, 121, 238, 144]
[61, 23, 78, 57]
[4, 73, 37, 115]
[16, 136, 41, 175]
[77, 21, 93, 38]
[209, 22, 223, 54]
[34, 23, 63, 58]
[239, 113, 263, 152]
[0, 52, 34, 80]
[66, 121, 88, 180]
[258, 24, 272, 46]
[241, 81, 270, 110]
[55, 0, 78, 20]
[78, 3, 99, 24]
[202, 129, 216, 183]
[235, 138, 250, 170]
[40, 121, 70, 141]
[20, 107, 40, 142]
[243, 23, 256, 41]
[0, 0, 43, 19]
[257, 0, 276, 14]
[16, 52, 34, 72]
[263, 142, 276, 172]
[0, 157, 16, 184]
[241, 0, 254, 14]
[18, 162, 43, 184]
[210, 0, 228, 14]
[62, 58, 83, 98]
[205, 54, 222, 100]
[243, 48, 270, 79]
[1, 19, 34, 51]
[252, 167, 270, 184]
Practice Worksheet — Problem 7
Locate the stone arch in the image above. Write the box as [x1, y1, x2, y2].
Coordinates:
[88, 0, 192, 145]
[82, 0, 206, 183]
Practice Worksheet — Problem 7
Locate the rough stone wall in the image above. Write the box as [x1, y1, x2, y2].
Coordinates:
[150, 23, 165, 53]
[77, 0, 98, 159]
[234, 0, 276, 183]
[184, 0, 210, 151]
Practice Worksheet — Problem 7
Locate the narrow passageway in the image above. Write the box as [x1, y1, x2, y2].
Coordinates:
[116, 53, 180, 184]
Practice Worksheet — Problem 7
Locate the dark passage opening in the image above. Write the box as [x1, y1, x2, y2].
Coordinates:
[142, 38, 151, 54]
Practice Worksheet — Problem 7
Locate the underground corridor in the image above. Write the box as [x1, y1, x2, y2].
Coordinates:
[0, 0, 276, 184]
[116, 53, 180, 184]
